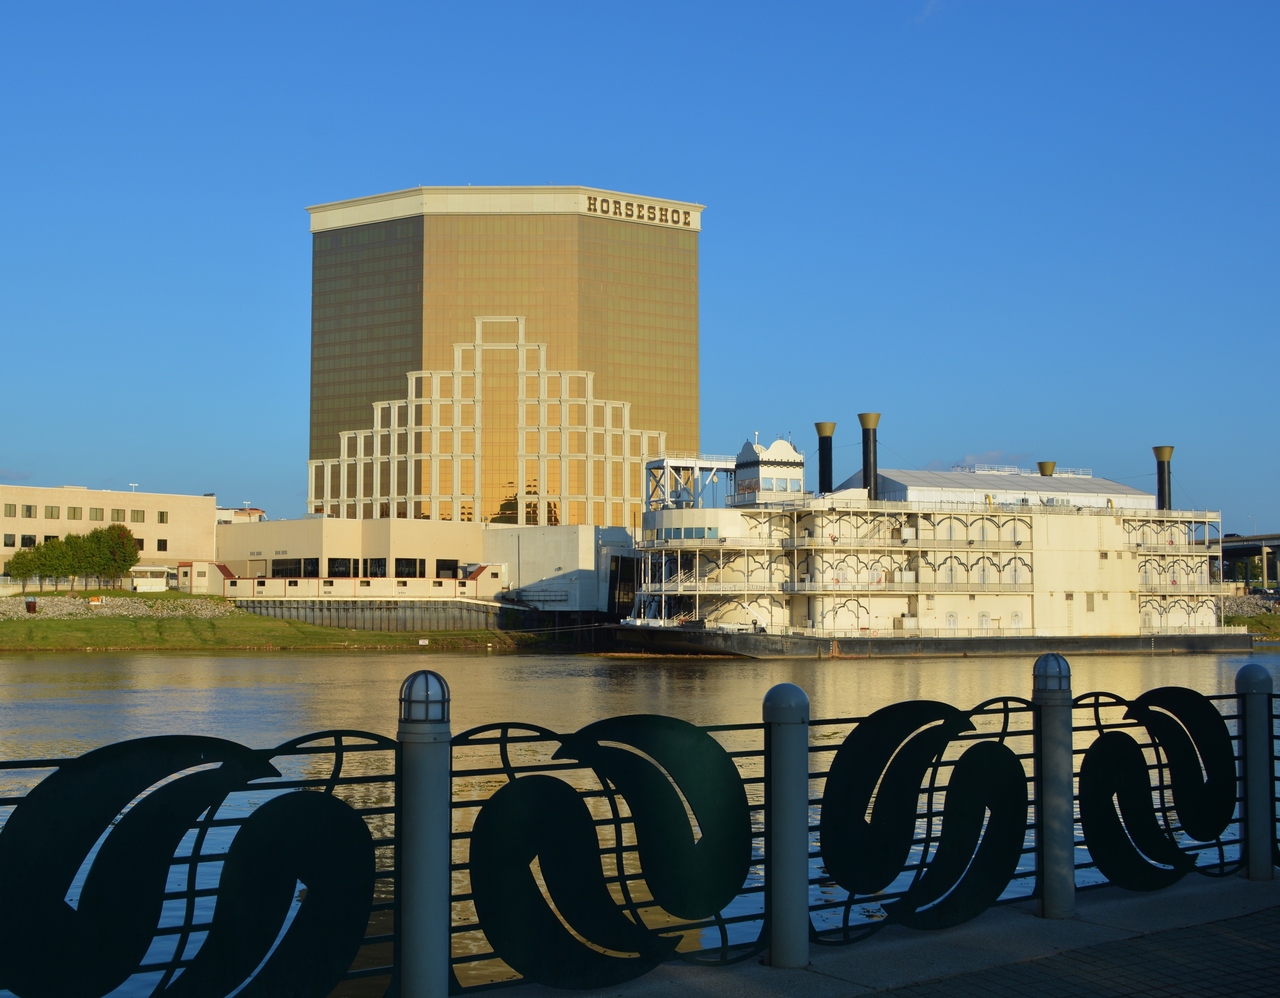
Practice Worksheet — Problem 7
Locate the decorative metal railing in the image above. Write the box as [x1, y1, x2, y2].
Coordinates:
[806, 698, 1038, 944]
[0, 665, 1275, 997]
[1071, 692, 1242, 888]
[448, 718, 768, 991]
[0, 731, 397, 998]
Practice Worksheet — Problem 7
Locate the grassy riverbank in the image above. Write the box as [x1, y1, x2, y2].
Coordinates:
[0, 610, 539, 653]
[1225, 614, 1280, 641]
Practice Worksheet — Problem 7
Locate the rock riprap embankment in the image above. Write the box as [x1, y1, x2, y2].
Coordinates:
[1221, 593, 1278, 616]
[0, 596, 244, 621]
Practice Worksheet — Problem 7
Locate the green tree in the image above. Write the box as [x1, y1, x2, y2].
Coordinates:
[100, 523, 140, 588]
[81, 527, 111, 589]
[6, 548, 36, 594]
[63, 533, 88, 592]
[36, 537, 69, 592]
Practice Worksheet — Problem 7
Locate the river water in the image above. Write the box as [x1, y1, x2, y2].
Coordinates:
[1, 648, 1277, 758]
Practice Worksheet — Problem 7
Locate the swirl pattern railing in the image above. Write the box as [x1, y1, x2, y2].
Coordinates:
[0, 731, 397, 998]
[448, 717, 767, 991]
[1073, 691, 1242, 889]
[807, 698, 1038, 944]
[0, 673, 1272, 996]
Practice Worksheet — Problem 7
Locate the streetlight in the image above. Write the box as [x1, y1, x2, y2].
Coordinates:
[129, 483, 138, 492]
[1249, 516, 1257, 537]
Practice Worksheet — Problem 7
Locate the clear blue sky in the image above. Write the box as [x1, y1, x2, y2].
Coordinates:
[1, 2, 1275, 530]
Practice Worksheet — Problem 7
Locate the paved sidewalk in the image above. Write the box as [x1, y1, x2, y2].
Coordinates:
[871, 905, 1280, 997]
[523, 874, 1280, 997]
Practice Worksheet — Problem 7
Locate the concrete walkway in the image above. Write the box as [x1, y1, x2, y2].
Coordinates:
[524, 874, 1280, 997]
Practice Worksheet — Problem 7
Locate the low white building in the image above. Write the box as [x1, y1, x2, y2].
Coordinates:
[213, 516, 634, 613]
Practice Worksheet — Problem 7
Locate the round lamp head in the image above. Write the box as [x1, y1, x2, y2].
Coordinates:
[400, 670, 450, 722]
[1033, 652, 1071, 691]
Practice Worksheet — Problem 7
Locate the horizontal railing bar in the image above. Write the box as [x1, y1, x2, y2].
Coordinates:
[451, 762, 588, 779]
[275, 742, 397, 754]
[0, 760, 66, 770]
[452, 733, 561, 746]
[0, 744, 397, 771]
[246, 775, 396, 790]
[341, 965, 396, 979]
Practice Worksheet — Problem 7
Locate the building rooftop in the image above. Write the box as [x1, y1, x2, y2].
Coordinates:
[835, 468, 1151, 500]
[735, 438, 805, 467]
[306, 185, 706, 233]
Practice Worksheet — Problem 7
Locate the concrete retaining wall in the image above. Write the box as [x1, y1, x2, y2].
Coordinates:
[235, 599, 504, 632]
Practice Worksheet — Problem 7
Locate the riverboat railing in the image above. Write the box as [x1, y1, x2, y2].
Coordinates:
[0, 661, 1274, 997]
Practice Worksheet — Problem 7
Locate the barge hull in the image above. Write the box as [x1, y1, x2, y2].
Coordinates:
[613, 628, 1254, 659]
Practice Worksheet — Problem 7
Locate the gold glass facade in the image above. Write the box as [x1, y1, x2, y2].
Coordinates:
[310, 218, 424, 461]
[306, 187, 700, 525]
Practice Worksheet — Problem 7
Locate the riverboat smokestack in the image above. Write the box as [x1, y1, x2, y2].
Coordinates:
[859, 413, 880, 500]
[1153, 446, 1173, 510]
[814, 422, 836, 494]
[1037, 461, 1056, 477]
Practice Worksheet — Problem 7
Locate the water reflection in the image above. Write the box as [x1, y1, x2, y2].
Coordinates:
[0, 650, 1277, 757]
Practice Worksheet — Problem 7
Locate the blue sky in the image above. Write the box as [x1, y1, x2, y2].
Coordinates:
[1, 2, 1275, 530]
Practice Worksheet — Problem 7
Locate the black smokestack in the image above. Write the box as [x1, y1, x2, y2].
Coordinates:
[859, 413, 880, 500]
[1153, 446, 1173, 510]
[814, 422, 836, 494]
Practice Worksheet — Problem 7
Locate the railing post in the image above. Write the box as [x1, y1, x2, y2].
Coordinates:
[763, 682, 810, 968]
[398, 671, 453, 997]
[1236, 663, 1275, 881]
[1033, 653, 1076, 919]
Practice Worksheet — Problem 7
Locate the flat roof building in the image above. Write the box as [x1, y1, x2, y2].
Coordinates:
[1, 485, 216, 576]
[305, 185, 703, 529]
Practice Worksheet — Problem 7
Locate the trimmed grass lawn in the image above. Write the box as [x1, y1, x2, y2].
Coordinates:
[0, 614, 535, 652]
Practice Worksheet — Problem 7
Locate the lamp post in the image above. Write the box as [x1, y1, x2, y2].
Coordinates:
[1236, 664, 1275, 880]
[763, 682, 810, 968]
[1033, 653, 1075, 919]
[399, 670, 452, 998]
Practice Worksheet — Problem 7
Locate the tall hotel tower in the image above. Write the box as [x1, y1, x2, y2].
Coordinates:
[306, 186, 702, 527]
